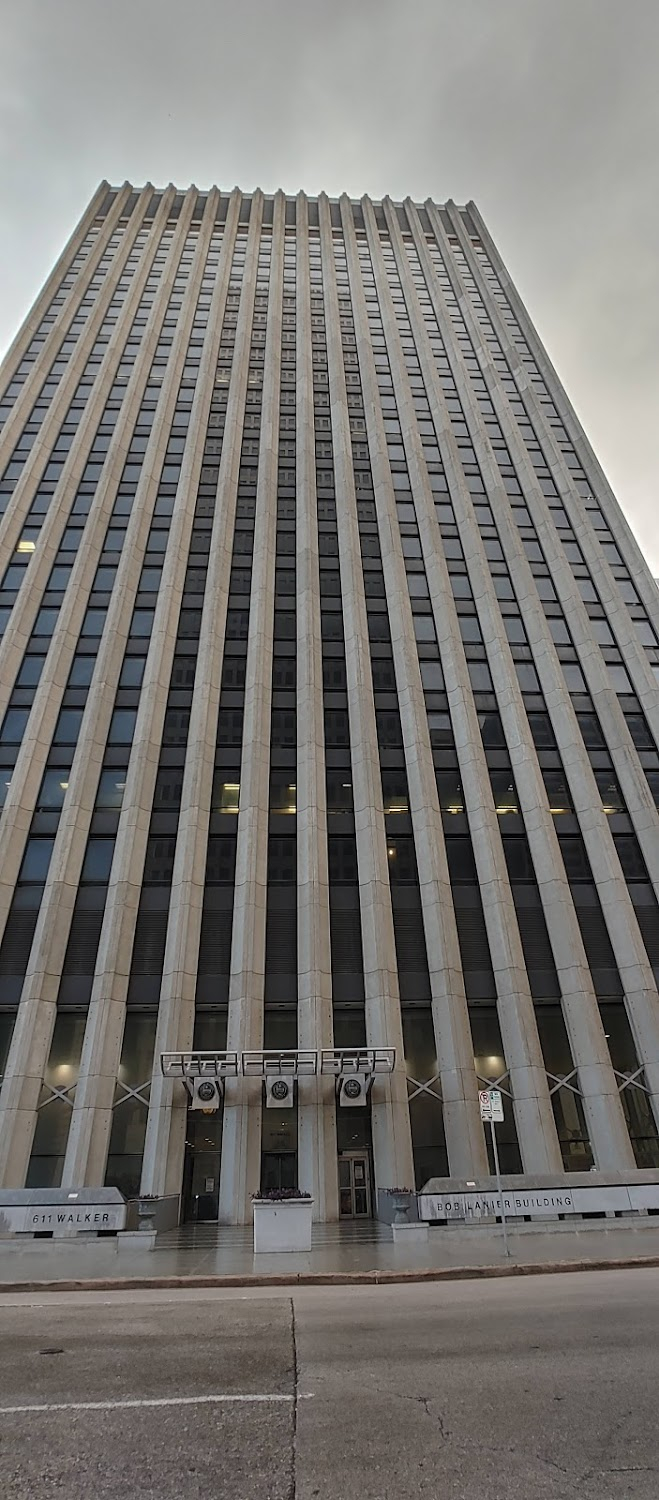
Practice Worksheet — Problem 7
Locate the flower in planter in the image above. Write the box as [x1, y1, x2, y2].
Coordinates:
[382, 1187, 415, 1195]
[252, 1188, 312, 1202]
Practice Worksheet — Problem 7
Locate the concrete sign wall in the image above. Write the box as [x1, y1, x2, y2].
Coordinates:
[0, 1203, 127, 1236]
[419, 1183, 659, 1221]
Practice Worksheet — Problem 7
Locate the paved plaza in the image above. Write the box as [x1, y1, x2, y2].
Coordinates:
[3, 1218, 659, 1288]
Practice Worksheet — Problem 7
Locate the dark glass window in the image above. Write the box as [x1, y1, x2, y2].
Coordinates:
[19, 839, 54, 882]
[559, 837, 592, 882]
[0, 708, 29, 743]
[16, 656, 45, 687]
[382, 769, 409, 814]
[95, 769, 126, 808]
[386, 838, 417, 882]
[129, 609, 154, 637]
[68, 656, 96, 687]
[54, 709, 83, 744]
[269, 774, 296, 814]
[326, 772, 353, 813]
[271, 710, 296, 747]
[108, 709, 137, 744]
[34, 608, 60, 636]
[267, 836, 296, 883]
[205, 837, 237, 884]
[81, 838, 115, 883]
[119, 657, 146, 688]
[502, 838, 535, 881]
[328, 837, 359, 883]
[37, 769, 70, 809]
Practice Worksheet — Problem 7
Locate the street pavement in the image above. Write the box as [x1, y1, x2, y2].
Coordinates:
[1, 1268, 658, 1497]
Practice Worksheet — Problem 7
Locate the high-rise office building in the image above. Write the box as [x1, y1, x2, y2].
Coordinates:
[0, 181, 658, 1227]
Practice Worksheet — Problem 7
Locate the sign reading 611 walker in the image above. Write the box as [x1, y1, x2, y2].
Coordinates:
[479, 1088, 504, 1122]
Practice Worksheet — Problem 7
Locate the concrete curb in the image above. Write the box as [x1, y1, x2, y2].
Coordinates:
[2, 1254, 659, 1294]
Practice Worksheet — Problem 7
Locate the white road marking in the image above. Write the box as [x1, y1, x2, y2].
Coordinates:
[0, 1393, 295, 1415]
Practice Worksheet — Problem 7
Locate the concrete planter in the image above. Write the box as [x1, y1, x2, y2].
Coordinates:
[377, 1190, 419, 1225]
[126, 1195, 180, 1232]
[252, 1199, 314, 1253]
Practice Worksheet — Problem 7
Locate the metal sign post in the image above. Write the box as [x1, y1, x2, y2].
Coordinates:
[479, 1089, 510, 1258]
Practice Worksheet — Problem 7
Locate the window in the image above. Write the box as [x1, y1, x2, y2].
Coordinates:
[328, 837, 359, 883]
[542, 770, 573, 815]
[34, 608, 60, 636]
[108, 709, 136, 744]
[528, 714, 556, 750]
[516, 662, 541, 693]
[479, 711, 506, 748]
[490, 771, 518, 815]
[504, 618, 527, 645]
[609, 665, 633, 694]
[326, 772, 353, 813]
[269, 774, 296, 814]
[37, 769, 70, 809]
[502, 838, 536, 881]
[54, 708, 83, 744]
[143, 837, 176, 884]
[205, 837, 237, 884]
[19, 839, 54, 882]
[216, 708, 243, 746]
[16, 656, 45, 687]
[577, 714, 605, 749]
[459, 616, 482, 644]
[95, 769, 126, 808]
[2, 564, 28, 591]
[436, 768, 463, 813]
[468, 662, 493, 693]
[548, 619, 571, 646]
[407, 574, 429, 597]
[413, 615, 436, 643]
[563, 664, 587, 693]
[267, 836, 296, 883]
[0, 708, 29, 743]
[625, 715, 654, 750]
[92, 567, 117, 592]
[381, 769, 408, 814]
[444, 838, 478, 882]
[416, 660, 443, 694]
[559, 837, 592, 882]
[129, 609, 154, 637]
[324, 709, 350, 747]
[376, 711, 403, 747]
[386, 838, 417, 882]
[119, 657, 146, 688]
[427, 712, 452, 747]
[68, 655, 96, 687]
[81, 838, 115, 883]
[614, 836, 647, 881]
[271, 710, 296, 747]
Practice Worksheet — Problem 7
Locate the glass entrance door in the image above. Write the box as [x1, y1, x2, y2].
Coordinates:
[182, 1111, 222, 1222]
[338, 1152, 371, 1218]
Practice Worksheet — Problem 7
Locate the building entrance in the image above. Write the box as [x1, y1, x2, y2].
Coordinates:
[338, 1152, 372, 1218]
[181, 1111, 221, 1222]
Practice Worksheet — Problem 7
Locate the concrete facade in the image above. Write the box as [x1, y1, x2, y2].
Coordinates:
[0, 185, 658, 1223]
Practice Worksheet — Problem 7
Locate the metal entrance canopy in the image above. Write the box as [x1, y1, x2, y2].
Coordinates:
[160, 1047, 396, 1079]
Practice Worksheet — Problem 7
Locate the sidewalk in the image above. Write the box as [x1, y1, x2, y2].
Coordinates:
[3, 1217, 659, 1291]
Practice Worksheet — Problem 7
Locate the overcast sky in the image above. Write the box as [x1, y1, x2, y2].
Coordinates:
[1, 0, 658, 571]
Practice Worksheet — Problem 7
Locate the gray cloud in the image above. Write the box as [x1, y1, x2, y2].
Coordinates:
[1, 0, 658, 569]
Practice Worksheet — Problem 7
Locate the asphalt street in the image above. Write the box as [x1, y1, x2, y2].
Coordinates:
[1, 1268, 659, 1498]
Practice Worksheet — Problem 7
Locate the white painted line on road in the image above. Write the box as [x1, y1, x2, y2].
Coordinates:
[0, 1393, 296, 1415]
